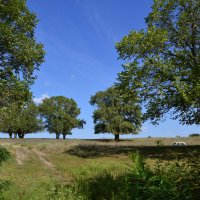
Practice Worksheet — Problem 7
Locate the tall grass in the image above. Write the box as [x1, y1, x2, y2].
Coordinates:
[47, 152, 200, 200]
[0, 146, 10, 166]
[0, 146, 10, 200]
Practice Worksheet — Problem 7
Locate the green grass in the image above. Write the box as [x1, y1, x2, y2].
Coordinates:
[0, 138, 199, 199]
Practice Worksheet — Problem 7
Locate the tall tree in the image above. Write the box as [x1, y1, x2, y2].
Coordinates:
[39, 96, 86, 139]
[90, 86, 141, 141]
[0, 101, 44, 138]
[116, 0, 200, 125]
[0, 0, 45, 107]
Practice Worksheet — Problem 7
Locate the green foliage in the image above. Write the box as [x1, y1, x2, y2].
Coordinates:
[0, 180, 11, 200]
[0, 146, 10, 200]
[74, 170, 120, 200]
[90, 86, 142, 140]
[0, 0, 45, 106]
[39, 96, 86, 139]
[47, 152, 200, 200]
[0, 101, 44, 138]
[0, 146, 9, 166]
[118, 152, 200, 200]
[116, 0, 200, 125]
[47, 184, 85, 200]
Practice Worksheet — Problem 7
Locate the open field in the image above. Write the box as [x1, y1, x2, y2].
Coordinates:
[0, 137, 200, 199]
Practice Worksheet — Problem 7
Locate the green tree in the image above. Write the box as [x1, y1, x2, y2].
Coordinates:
[0, 101, 44, 138]
[0, 0, 45, 107]
[90, 86, 141, 141]
[116, 0, 200, 125]
[39, 96, 86, 139]
[0, 103, 18, 138]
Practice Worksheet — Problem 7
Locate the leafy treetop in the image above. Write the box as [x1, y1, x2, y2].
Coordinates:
[0, 0, 45, 106]
[39, 96, 86, 139]
[90, 86, 142, 141]
[116, 0, 200, 125]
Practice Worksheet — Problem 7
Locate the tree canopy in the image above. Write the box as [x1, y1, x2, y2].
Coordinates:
[90, 86, 142, 141]
[0, 0, 45, 106]
[0, 101, 44, 138]
[116, 0, 200, 125]
[39, 96, 86, 139]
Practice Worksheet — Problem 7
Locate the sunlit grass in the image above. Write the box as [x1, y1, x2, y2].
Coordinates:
[0, 137, 199, 199]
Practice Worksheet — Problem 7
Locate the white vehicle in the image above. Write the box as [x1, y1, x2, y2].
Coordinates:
[173, 142, 187, 146]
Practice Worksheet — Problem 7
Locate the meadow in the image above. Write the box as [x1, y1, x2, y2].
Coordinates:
[0, 137, 200, 200]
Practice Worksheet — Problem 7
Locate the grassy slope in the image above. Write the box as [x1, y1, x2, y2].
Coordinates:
[0, 137, 200, 199]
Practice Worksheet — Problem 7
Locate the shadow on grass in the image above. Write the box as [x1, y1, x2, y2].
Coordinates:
[66, 144, 200, 160]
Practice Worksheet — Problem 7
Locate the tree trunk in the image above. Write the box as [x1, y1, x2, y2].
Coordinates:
[9, 133, 12, 139]
[56, 133, 60, 139]
[114, 134, 119, 142]
[63, 134, 66, 140]
[14, 133, 17, 139]
[18, 133, 25, 139]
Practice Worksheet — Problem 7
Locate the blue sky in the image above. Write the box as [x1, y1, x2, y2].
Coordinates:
[12, 0, 199, 139]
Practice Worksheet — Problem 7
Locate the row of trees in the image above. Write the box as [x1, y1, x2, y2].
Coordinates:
[0, 96, 85, 139]
[0, 89, 141, 141]
[1, 0, 199, 140]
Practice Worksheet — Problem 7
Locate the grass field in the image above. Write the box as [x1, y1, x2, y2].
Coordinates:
[0, 137, 200, 199]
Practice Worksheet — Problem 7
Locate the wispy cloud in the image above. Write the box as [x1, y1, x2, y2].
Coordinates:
[33, 93, 50, 104]
[75, 0, 117, 42]
[45, 33, 116, 86]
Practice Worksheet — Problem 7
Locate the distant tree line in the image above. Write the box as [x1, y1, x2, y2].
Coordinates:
[189, 133, 200, 137]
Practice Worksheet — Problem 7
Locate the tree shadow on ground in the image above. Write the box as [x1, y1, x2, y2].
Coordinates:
[66, 144, 200, 160]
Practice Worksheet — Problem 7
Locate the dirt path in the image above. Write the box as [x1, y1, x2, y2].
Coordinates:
[33, 149, 54, 168]
[15, 147, 29, 165]
[12, 145, 54, 168]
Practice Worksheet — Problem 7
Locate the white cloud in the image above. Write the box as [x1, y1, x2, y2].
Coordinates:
[33, 93, 50, 104]
[75, 0, 116, 42]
